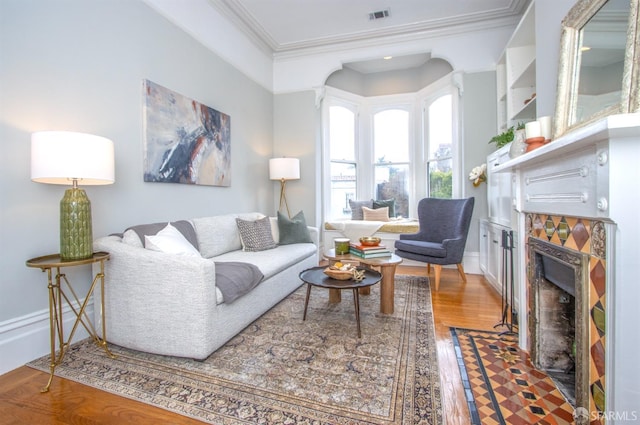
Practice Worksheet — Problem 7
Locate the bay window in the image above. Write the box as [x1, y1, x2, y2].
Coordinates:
[323, 78, 459, 221]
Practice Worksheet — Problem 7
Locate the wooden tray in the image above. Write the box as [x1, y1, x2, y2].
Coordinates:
[323, 267, 354, 280]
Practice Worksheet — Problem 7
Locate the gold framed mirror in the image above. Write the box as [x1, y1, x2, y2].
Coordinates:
[553, 0, 639, 139]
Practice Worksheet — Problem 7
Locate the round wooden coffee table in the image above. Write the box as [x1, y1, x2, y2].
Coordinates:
[324, 249, 403, 314]
[299, 266, 382, 338]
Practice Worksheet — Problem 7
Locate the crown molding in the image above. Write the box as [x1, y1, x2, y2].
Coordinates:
[272, 15, 521, 62]
[207, 0, 276, 55]
[211, 0, 531, 57]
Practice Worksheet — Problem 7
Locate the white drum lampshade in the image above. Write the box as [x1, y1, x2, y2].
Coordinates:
[31, 131, 115, 260]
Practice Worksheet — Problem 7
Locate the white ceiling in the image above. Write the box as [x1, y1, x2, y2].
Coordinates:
[208, 0, 531, 71]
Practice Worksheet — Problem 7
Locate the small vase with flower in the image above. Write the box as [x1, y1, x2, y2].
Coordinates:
[469, 163, 487, 187]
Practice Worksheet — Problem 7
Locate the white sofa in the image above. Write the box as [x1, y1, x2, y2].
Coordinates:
[93, 212, 318, 360]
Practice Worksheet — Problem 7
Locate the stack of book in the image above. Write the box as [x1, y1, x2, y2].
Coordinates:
[349, 242, 392, 258]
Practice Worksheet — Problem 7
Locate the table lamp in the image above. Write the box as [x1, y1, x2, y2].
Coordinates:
[269, 157, 300, 218]
[31, 131, 115, 261]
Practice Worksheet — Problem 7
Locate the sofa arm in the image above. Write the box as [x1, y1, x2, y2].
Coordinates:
[93, 236, 218, 352]
[307, 226, 319, 246]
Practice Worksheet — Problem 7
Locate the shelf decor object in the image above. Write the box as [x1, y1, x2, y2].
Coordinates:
[269, 157, 300, 218]
[31, 131, 115, 260]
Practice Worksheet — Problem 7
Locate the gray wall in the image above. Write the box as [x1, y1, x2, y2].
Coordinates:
[0, 0, 274, 321]
[273, 91, 321, 226]
[462, 71, 498, 252]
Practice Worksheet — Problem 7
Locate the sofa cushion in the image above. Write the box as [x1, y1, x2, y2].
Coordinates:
[236, 216, 277, 252]
[277, 210, 312, 245]
[192, 214, 242, 258]
[348, 199, 373, 220]
[212, 243, 316, 281]
[145, 223, 201, 257]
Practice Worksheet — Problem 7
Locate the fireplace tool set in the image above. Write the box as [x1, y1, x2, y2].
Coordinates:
[495, 229, 518, 335]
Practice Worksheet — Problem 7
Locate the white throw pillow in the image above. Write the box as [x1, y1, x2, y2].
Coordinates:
[145, 223, 201, 257]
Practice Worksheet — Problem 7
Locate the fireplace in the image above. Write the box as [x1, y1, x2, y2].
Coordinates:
[528, 237, 590, 411]
[497, 115, 639, 423]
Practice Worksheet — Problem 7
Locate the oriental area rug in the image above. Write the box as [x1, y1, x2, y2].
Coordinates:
[29, 275, 442, 425]
[450, 328, 575, 425]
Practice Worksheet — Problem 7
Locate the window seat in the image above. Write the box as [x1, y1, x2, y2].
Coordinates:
[323, 219, 420, 264]
[324, 219, 419, 235]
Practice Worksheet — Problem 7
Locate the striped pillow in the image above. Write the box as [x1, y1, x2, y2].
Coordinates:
[362, 206, 390, 222]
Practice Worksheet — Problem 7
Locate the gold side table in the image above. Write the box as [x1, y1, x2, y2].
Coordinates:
[26, 251, 115, 392]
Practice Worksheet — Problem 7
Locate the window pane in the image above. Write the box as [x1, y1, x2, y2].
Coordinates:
[330, 162, 356, 218]
[329, 106, 355, 161]
[428, 95, 452, 159]
[427, 94, 453, 199]
[374, 109, 409, 162]
[428, 159, 452, 199]
[375, 164, 409, 217]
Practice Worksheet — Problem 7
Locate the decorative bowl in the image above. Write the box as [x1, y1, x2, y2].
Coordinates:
[324, 267, 354, 280]
[359, 236, 381, 246]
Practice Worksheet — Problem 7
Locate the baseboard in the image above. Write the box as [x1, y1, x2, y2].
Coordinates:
[463, 252, 481, 275]
[0, 299, 93, 376]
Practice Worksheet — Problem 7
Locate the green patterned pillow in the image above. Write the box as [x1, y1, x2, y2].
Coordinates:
[235, 217, 277, 252]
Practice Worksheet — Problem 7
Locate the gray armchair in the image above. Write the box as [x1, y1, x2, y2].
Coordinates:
[394, 197, 475, 291]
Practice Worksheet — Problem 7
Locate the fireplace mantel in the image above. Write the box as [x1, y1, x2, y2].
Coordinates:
[494, 113, 640, 421]
[493, 113, 640, 175]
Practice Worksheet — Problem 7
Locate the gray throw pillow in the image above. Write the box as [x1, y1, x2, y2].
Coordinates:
[348, 199, 373, 220]
[373, 198, 396, 218]
[277, 210, 312, 245]
[235, 216, 277, 252]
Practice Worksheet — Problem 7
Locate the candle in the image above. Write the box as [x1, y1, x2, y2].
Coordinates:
[525, 121, 541, 139]
[538, 116, 552, 140]
[334, 238, 350, 255]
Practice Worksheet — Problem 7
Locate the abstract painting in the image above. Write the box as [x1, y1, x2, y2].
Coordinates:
[143, 79, 231, 186]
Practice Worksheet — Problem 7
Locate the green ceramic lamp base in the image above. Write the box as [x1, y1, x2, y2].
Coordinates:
[60, 187, 93, 261]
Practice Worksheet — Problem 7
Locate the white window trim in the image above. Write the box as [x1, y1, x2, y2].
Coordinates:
[417, 74, 461, 208]
[322, 75, 460, 221]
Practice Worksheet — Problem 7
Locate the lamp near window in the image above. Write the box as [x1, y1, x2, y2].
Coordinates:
[269, 157, 300, 218]
[31, 131, 115, 261]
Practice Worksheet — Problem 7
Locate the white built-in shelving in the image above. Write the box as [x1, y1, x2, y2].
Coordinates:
[497, 1, 537, 131]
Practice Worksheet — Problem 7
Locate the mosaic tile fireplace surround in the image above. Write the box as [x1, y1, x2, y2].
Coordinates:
[526, 214, 606, 423]
[496, 114, 640, 424]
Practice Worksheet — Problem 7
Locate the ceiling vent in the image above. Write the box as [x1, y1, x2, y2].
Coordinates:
[369, 8, 390, 21]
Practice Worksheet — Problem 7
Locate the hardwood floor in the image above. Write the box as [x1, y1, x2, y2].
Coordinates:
[0, 266, 503, 424]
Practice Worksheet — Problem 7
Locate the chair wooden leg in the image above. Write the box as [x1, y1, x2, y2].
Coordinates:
[433, 265, 442, 291]
[456, 263, 467, 283]
[427, 263, 431, 274]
